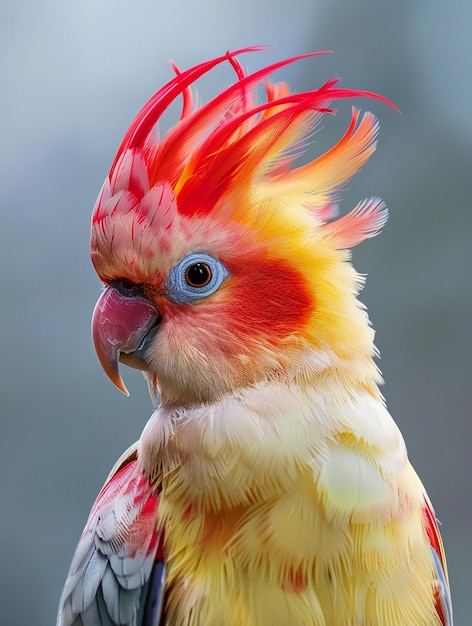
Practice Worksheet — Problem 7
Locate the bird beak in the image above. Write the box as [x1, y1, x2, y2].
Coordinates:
[91, 286, 161, 395]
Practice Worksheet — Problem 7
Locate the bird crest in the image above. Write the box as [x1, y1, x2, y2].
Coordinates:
[91, 47, 393, 276]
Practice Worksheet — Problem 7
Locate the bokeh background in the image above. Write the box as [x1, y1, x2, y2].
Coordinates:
[1, 1, 470, 624]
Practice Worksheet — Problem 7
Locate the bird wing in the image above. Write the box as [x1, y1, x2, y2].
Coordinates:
[423, 498, 453, 625]
[57, 445, 165, 626]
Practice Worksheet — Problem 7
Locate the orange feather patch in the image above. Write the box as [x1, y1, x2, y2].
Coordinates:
[93, 48, 396, 251]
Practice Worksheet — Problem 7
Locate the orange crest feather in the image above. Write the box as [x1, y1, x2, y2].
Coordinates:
[92, 48, 395, 252]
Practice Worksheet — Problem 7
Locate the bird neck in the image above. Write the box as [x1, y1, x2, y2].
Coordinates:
[137, 363, 386, 511]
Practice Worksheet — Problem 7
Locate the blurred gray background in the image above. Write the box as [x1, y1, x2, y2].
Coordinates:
[1, 0, 470, 624]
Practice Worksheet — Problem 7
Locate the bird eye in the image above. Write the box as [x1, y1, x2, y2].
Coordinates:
[185, 263, 212, 288]
[166, 253, 229, 304]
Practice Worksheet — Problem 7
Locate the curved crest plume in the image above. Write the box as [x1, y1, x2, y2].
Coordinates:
[93, 47, 395, 249]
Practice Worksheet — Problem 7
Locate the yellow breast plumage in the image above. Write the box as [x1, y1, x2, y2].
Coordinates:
[138, 382, 442, 625]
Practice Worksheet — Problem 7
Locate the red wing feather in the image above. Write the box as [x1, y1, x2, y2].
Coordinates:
[423, 498, 453, 625]
[57, 449, 164, 626]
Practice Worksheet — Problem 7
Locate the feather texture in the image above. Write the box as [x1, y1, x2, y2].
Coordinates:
[57, 448, 164, 626]
[59, 48, 452, 626]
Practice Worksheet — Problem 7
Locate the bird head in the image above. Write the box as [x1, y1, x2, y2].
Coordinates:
[91, 48, 393, 405]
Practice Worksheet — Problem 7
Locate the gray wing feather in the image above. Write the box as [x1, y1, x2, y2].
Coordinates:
[57, 449, 164, 626]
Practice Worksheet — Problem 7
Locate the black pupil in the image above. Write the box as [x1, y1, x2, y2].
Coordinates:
[186, 263, 211, 287]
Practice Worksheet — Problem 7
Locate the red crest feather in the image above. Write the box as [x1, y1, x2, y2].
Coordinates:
[93, 48, 396, 249]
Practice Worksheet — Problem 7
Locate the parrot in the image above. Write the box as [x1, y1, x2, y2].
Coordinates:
[57, 47, 453, 625]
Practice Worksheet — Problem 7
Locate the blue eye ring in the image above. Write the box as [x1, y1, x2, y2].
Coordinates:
[166, 252, 229, 304]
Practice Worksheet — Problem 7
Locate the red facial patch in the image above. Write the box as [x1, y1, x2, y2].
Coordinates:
[224, 256, 313, 342]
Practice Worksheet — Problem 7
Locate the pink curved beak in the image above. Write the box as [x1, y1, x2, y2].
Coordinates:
[91, 286, 160, 395]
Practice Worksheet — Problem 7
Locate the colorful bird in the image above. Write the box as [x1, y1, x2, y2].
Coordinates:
[57, 48, 453, 625]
